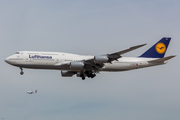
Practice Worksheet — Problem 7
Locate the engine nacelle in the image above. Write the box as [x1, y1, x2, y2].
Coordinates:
[70, 61, 84, 70]
[61, 71, 75, 77]
[94, 55, 109, 64]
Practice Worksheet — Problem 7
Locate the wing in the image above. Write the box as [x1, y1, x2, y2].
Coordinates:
[109, 44, 147, 59]
[86, 43, 147, 63]
[55, 44, 146, 70]
[54, 61, 71, 69]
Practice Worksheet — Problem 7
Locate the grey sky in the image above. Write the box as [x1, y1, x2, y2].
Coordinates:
[0, 0, 179, 120]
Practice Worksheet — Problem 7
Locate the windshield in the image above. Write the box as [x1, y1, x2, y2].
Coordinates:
[15, 52, 20, 54]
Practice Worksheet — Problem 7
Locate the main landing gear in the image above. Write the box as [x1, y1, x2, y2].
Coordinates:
[85, 71, 96, 78]
[80, 74, 85, 80]
[80, 71, 96, 80]
[82, 77, 85, 80]
[20, 67, 24, 75]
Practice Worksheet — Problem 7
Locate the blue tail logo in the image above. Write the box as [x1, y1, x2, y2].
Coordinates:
[140, 37, 171, 58]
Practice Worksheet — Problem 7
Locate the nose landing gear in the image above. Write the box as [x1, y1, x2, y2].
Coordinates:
[20, 67, 24, 75]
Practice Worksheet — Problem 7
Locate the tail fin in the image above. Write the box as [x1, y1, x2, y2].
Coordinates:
[140, 37, 171, 58]
[35, 90, 37, 93]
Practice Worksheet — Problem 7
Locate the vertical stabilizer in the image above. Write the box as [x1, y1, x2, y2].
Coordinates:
[140, 37, 171, 58]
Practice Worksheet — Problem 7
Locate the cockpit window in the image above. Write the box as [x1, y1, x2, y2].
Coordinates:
[15, 52, 20, 54]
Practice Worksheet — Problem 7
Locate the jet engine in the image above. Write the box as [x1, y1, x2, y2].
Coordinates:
[61, 71, 75, 77]
[94, 55, 109, 64]
[70, 61, 84, 70]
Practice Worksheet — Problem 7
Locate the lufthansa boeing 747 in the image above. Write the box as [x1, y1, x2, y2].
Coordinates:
[27, 90, 37, 94]
[5, 38, 176, 80]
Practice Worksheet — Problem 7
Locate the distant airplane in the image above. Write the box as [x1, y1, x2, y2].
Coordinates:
[27, 90, 37, 94]
[5, 37, 176, 80]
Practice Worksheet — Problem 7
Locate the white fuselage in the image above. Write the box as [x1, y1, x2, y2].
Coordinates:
[5, 51, 166, 72]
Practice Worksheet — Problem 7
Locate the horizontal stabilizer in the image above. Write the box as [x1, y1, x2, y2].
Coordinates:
[148, 55, 176, 63]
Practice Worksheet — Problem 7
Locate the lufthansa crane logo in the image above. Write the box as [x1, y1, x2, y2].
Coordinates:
[155, 42, 166, 54]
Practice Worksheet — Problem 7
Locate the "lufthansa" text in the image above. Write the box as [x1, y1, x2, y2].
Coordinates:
[29, 55, 52, 59]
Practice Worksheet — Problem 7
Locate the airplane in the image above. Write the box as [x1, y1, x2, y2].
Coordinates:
[27, 90, 37, 94]
[5, 37, 176, 80]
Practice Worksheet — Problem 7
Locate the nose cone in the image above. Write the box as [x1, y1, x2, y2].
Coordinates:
[5, 57, 10, 64]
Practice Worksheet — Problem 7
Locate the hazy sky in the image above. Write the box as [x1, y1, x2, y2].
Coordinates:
[0, 0, 179, 120]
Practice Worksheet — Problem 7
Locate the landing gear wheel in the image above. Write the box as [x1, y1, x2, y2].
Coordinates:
[82, 77, 85, 80]
[91, 74, 96, 78]
[20, 71, 24, 75]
